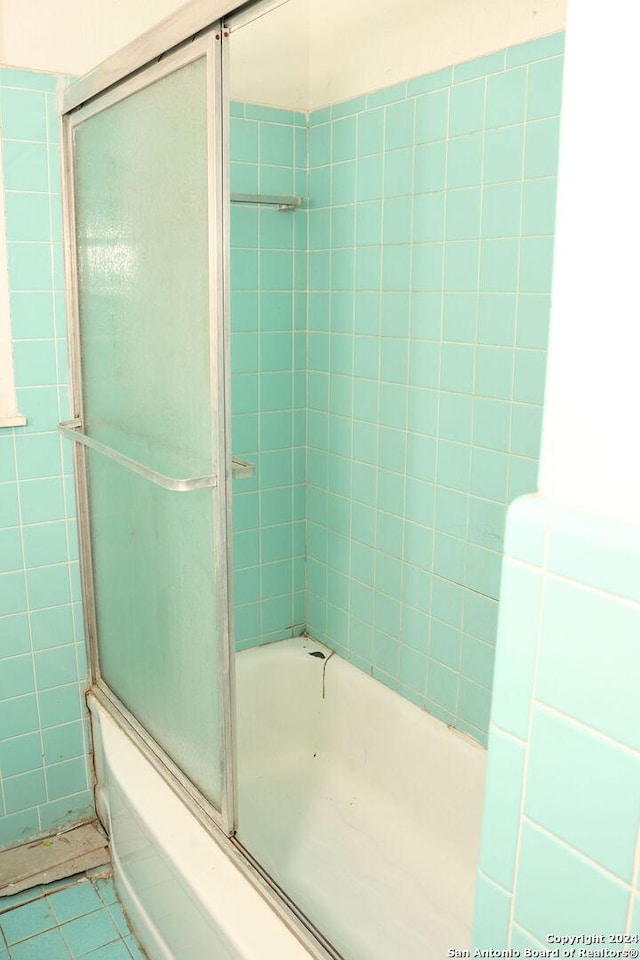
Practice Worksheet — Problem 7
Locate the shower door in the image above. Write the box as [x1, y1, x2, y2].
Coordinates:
[61, 31, 235, 831]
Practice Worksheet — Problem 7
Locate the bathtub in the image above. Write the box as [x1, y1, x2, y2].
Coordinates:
[90, 636, 486, 960]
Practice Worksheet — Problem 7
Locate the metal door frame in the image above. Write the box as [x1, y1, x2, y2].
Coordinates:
[61, 31, 234, 835]
[60, 2, 343, 957]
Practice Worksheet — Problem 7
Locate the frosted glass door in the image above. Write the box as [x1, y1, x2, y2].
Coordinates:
[70, 50, 227, 809]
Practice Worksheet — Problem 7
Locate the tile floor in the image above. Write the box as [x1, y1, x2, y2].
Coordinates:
[0, 870, 146, 960]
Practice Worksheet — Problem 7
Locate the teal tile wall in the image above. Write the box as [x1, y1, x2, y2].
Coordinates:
[304, 35, 564, 743]
[230, 104, 307, 649]
[474, 495, 640, 944]
[0, 68, 93, 851]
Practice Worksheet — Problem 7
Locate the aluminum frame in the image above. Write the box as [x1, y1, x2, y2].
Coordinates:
[217, 29, 240, 836]
[59, 422, 253, 484]
[62, 31, 232, 837]
[209, 28, 238, 839]
[58, 423, 220, 492]
[61, 1, 347, 958]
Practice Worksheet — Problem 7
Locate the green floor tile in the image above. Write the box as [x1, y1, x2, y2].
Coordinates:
[10, 927, 71, 960]
[47, 882, 103, 923]
[0, 875, 145, 960]
[0, 898, 56, 945]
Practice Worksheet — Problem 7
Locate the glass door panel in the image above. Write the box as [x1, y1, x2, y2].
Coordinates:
[68, 41, 228, 813]
[73, 56, 213, 478]
[85, 450, 220, 802]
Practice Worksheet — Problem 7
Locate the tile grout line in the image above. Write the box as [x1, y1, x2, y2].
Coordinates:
[455, 74, 488, 730]
[0, 873, 141, 959]
[505, 500, 552, 944]
[532, 699, 640, 759]
[424, 82, 451, 711]
[8, 400, 50, 825]
[396, 84, 419, 693]
[344, 110, 359, 664]
[503, 61, 529, 537]
[522, 815, 635, 893]
[625, 824, 640, 934]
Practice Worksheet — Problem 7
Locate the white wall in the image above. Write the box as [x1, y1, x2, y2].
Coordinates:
[229, 1, 311, 112]
[538, 0, 640, 524]
[0, 0, 187, 76]
[2, 0, 565, 105]
[232, 0, 566, 109]
[309, 0, 565, 110]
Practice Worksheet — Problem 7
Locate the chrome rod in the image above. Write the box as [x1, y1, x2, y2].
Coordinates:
[59, 422, 219, 492]
[231, 192, 302, 211]
[231, 455, 255, 479]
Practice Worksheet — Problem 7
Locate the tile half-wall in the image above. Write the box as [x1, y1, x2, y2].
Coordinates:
[0, 67, 93, 851]
[474, 495, 640, 942]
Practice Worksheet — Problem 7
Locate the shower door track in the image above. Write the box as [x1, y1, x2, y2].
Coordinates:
[60, 3, 347, 960]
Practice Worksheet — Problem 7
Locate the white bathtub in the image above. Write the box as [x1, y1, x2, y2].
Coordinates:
[90, 636, 486, 960]
[89, 696, 313, 960]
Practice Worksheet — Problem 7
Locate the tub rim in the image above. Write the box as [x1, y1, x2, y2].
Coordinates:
[88, 685, 347, 960]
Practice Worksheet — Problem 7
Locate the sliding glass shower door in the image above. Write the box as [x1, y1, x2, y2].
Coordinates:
[62, 34, 234, 826]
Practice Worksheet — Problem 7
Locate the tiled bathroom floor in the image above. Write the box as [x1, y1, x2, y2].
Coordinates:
[0, 870, 146, 960]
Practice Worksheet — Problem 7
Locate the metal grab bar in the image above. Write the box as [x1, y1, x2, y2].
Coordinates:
[59, 421, 218, 492]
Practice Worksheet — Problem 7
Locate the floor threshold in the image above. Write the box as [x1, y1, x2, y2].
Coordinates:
[0, 822, 109, 899]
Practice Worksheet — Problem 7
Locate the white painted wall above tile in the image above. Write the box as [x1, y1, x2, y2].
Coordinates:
[1, 0, 566, 103]
[232, 0, 567, 110]
[0, 0, 188, 75]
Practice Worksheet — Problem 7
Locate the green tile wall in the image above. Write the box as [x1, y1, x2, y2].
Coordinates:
[230, 104, 307, 649]
[304, 35, 564, 743]
[474, 495, 640, 943]
[0, 68, 94, 850]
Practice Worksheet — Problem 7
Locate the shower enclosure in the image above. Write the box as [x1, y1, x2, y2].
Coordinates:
[60, 0, 558, 956]
[60, 32, 235, 831]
